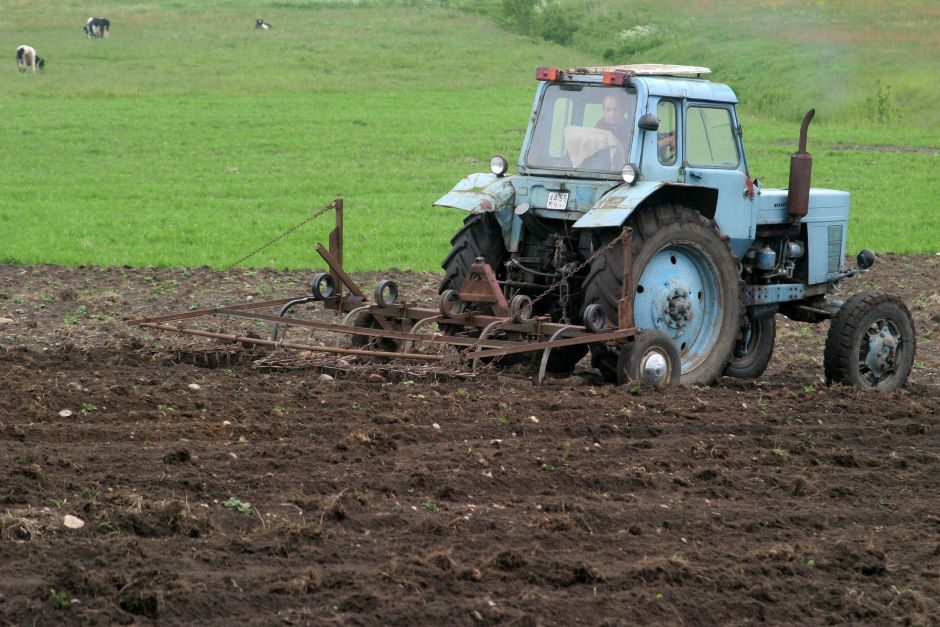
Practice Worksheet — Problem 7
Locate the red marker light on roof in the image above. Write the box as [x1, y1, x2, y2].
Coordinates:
[603, 70, 627, 86]
[535, 66, 560, 81]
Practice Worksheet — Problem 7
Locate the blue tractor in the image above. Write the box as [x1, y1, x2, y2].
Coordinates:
[435, 64, 916, 389]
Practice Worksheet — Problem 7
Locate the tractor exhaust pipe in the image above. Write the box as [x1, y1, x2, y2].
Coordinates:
[787, 109, 815, 218]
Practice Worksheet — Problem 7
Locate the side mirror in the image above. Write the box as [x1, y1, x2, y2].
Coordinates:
[638, 114, 660, 131]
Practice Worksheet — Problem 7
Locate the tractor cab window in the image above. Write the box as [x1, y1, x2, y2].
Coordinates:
[526, 84, 637, 173]
[686, 105, 739, 168]
[656, 100, 678, 165]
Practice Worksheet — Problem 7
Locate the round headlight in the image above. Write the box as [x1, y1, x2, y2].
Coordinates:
[489, 155, 509, 177]
[621, 163, 639, 185]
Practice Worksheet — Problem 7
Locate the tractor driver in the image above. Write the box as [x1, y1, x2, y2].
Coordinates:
[594, 93, 632, 148]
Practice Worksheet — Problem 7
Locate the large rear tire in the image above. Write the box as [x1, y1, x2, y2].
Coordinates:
[582, 204, 742, 385]
[440, 213, 507, 294]
[824, 291, 915, 391]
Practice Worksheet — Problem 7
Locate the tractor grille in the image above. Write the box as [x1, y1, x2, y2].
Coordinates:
[827, 225, 844, 273]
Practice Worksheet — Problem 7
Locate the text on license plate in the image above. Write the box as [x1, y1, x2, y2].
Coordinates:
[545, 192, 569, 210]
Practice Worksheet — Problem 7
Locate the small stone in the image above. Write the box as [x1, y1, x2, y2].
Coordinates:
[432, 423, 441, 430]
[63, 515, 85, 529]
[187, 383, 201, 391]
[0, 317, 14, 326]
[222, 420, 231, 426]
[58, 409, 73, 418]
[529, 415, 539, 423]
[316, 374, 334, 383]
[471, 610, 483, 622]
[238, 436, 246, 443]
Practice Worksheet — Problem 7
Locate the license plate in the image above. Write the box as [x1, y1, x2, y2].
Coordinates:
[546, 192, 569, 210]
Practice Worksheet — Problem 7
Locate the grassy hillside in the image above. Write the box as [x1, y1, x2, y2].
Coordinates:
[459, 0, 940, 128]
[1, 0, 937, 272]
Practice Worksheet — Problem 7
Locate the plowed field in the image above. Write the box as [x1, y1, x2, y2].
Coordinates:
[1, 256, 938, 625]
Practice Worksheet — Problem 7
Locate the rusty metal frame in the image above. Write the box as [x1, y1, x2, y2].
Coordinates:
[130, 199, 642, 383]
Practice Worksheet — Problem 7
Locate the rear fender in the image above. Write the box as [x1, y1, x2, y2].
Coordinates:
[434, 173, 518, 250]
[573, 181, 665, 229]
[573, 182, 719, 229]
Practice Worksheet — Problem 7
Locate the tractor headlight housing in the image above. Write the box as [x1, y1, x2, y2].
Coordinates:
[621, 163, 639, 185]
[489, 155, 509, 177]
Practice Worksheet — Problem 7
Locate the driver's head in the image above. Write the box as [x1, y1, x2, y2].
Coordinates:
[601, 93, 626, 125]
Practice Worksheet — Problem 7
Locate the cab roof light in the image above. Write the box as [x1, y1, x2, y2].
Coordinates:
[535, 66, 560, 81]
[602, 70, 627, 86]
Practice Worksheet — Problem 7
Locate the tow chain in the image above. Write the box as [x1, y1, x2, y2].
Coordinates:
[461, 229, 629, 356]
[225, 199, 340, 270]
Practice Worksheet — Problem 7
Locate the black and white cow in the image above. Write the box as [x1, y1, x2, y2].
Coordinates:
[84, 17, 111, 38]
[255, 19, 272, 30]
[16, 45, 45, 73]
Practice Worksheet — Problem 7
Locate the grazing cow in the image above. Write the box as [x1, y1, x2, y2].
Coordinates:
[255, 19, 272, 30]
[84, 17, 111, 38]
[16, 45, 45, 73]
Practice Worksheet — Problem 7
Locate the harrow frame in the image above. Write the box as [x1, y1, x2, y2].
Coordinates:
[131, 199, 649, 384]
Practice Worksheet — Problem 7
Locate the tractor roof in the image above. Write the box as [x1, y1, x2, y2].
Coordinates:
[565, 64, 711, 77]
[535, 64, 737, 103]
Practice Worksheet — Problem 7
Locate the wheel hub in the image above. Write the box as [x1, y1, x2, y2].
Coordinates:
[639, 351, 669, 386]
[864, 322, 899, 378]
[664, 288, 694, 329]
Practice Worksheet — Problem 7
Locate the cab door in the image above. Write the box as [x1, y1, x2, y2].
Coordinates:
[682, 103, 752, 256]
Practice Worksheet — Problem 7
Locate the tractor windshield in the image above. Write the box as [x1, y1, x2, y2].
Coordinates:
[525, 84, 638, 173]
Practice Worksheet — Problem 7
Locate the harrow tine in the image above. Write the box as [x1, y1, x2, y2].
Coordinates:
[137, 322, 447, 361]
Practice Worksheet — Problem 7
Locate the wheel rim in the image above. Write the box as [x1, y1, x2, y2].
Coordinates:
[634, 244, 722, 375]
[859, 317, 902, 385]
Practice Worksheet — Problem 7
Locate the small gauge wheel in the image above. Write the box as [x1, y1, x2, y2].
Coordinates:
[374, 280, 399, 306]
[310, 273, 336, 300]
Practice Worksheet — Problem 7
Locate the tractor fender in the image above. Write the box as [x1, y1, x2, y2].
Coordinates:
[434, 173, 518, 250]
[572, 181, 667, 229]
[434, 173, 515, 215]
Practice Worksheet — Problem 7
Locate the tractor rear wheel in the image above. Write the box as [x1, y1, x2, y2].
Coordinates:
[724, 315, 776, 379]
[582, 204, 742, 385]
[440, 213, 507, 294]
[824, 291, 915, 391]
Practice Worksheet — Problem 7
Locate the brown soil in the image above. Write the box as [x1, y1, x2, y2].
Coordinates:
[1, 255, 939, 625]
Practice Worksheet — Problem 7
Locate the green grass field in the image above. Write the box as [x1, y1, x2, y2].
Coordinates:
[1, 0, 937, 271]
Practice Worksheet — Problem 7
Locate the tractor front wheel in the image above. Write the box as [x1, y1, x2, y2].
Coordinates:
[824, 291, 915, 391]
[724, 315, 776, 379]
